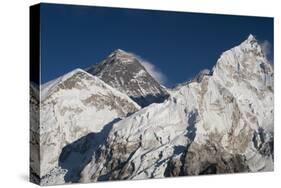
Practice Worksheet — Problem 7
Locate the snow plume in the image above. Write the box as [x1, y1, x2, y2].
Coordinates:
[260, 40, 273, 63]
[135, 56, 168, 86]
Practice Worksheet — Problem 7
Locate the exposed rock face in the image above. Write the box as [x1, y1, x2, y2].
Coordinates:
[34, 35, 274, 185]
[36, 69, 140, 185]
[86, 49, 169, 107]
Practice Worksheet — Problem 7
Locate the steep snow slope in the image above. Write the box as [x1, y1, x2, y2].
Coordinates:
[38, 69, 140, 185]
[77, 35, 273, 182]
[86, 49, 169, 107]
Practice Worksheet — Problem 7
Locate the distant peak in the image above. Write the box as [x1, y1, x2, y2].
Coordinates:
[107, 49, 138, 63]
[71, 68, 86, 74]
[247, 34, 256, 41]
[107, 49, 135, 60]
[243, 34, 258, 45]
[114, 49, 126, 53]
[111, 49, 132, 56]
[65, 68, 94, 78]
[238, 34, 262, 53]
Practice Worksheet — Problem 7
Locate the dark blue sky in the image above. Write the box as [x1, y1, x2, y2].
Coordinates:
[40, 3, 273, 87]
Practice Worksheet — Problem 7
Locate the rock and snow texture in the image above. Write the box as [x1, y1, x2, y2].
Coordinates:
[86, 49, 170, 107]
[35, 69, 140, 185]
[32, 35, 273, 185]
[30, 83, 41, 184]
[80, 35, 273, 181]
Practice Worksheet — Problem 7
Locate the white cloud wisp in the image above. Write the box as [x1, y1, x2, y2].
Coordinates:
[136, 56, 168, 86]
[260, 40, 273, 63]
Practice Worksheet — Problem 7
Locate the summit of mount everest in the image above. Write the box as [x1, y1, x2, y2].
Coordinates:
[30, 34, 274, 185]
[86, 49, 170, 107]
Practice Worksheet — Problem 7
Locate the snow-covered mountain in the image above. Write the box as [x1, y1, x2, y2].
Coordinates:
[31, 69, 140, 185]
[76, 35, 273, 182]
[86, 49, 169, 107]
[32, 35, 274, 185]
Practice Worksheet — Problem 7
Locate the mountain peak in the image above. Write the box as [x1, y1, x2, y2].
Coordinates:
[239, 34, 266, 58]
[212, 33, 273, 92]
[247, 34, 256, 42]
[113, 48, 127, 54]
[86, 50, 170, 107]
[240, 34, 258, 46]
[110, 49, 135, 59]
[41, 68, 96, 101]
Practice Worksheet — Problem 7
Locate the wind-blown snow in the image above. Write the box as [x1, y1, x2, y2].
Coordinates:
[86, 49, 170, 107]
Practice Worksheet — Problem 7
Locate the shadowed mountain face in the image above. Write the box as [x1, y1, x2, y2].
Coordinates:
[86, 49, 170, 107]
[59, 118, 121, 183]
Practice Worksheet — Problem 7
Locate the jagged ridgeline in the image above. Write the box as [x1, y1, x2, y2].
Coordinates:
[30, 35, 274, 185]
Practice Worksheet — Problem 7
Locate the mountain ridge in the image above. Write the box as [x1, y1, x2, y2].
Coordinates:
[78, 34, 273, 182]
[32, 68, 141, 184]
[32, 34, 274, 185]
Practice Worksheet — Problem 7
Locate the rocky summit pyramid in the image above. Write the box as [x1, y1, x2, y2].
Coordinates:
[31, 35, 274, 185]
[86, 49, 170, 107]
